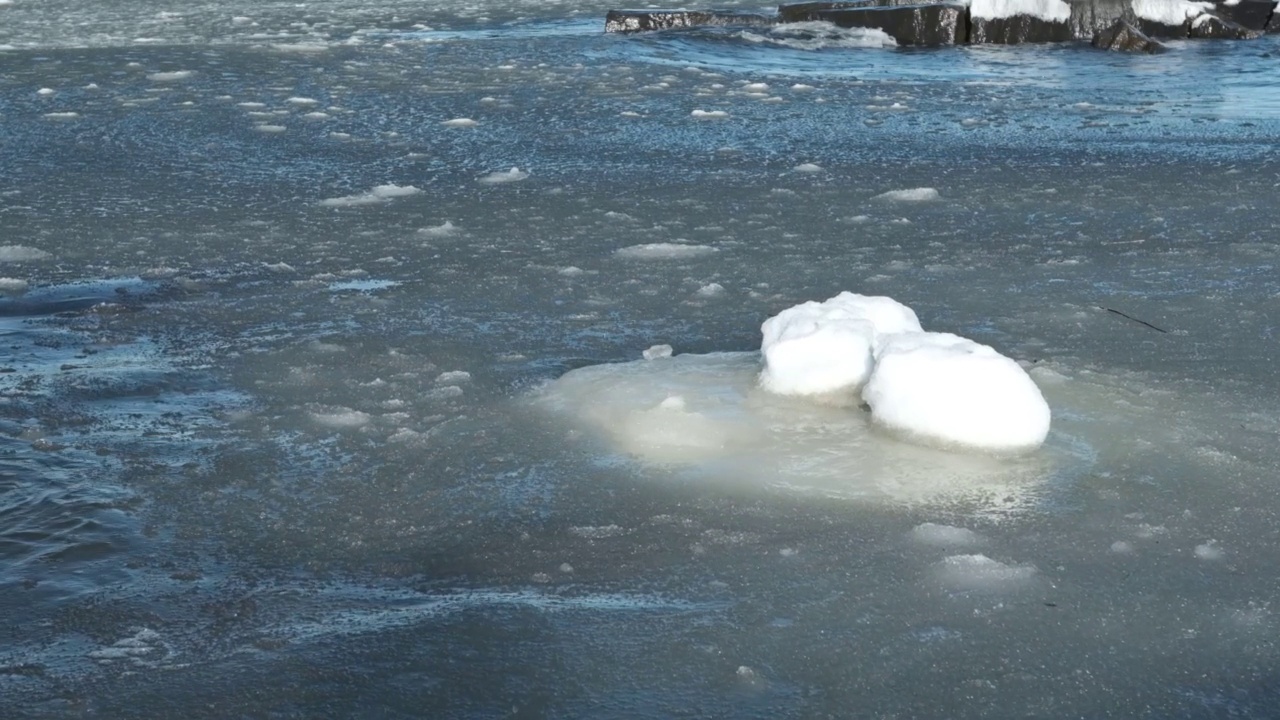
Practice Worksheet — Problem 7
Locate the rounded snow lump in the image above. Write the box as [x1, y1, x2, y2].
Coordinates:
[862, 332, 1050, 452]
[759, 292, 921, 397]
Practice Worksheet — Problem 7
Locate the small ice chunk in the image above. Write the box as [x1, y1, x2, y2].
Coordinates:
[691, 109, 729, 119]
[418, 221, 459, 237]
[874, 188, 940, 202]
[791, 84, 815, 91]
[286, 96, 319, 105]
[310, 409, 371, 428]
[43, 112, 79, 119]
[1194, 542, 1225, 560]
[696, 282, 726, 297]
[302, 111, 330, 120]
[643, 344, 674, 360]
[615, 243, 717, 260]
[0, 245, 52, 262]
[793, 163, 823, 173]
[231, 16, 254, 25]
[253, 124, 287, 133]
[479, 167, 529, 184]
[910, 523, 983, 548]
[1110, 541, 1135, 554]
[935, 554, 1036, 590]
[147, 70, 194, 81]
[320, 184, 421, 207]
[441, 117, 478, 127]
[436, 370, 471, 384]
[37, 87, 55, 96]
[759, 292, 922, 397]
[862, 332, 1051, 452]
[743, 82, 769, 92]
[558, 266, 584, 277]
[0, 277, 28, 293]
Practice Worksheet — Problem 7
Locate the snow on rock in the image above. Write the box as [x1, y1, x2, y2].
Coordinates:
[934, 554, 1037, 590]
[758, 292, 922, 397]
[478, 167, 529, 184]
[1130, 0, 1213, 24]
[320, 184, 421, 207]
[615, 243, 718, 260]
[873, 187, 940, 202]
[863, 332, 1050, 452]
[969, 0, 1070, 21]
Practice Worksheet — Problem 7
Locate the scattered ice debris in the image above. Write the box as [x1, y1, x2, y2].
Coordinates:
[0, 245, 52, 262]
[935, 554, 1037, 590]
[1194, 541, 1225, 560]
[910, 523, 984, 548]
[793, 163, 823, 173]
[87, 628, 174, 667]
[570, 525, 627, 539]
[691, 109, 729, 119]
[479, 167, 529, 184]
[874, 187, 940, 202]
[147, 70, 194, 81]
[320, 184, 422, 207]
[759, 292, 921, 397]
[419, 221, 460, 237]
[615, 243, 718, 260]
[310, 408, 372, 428]
[643, 344, 673, 360]
[696, 282, 726, 297]
[441, 117, 478, 127]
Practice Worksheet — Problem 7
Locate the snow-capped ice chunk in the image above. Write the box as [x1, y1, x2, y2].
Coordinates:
[436, 370, 471, 384]
[441, 117, 478, 127]
[873, 188, 940, 202]
[479, 167, 529, 184]
[615, 243, 718, 260]
[934, 554, 1037, 590]
[696, 282, 726, 297]
[418, 221, 460, 237]
[793, 163, 823, 173]
[970, 0, 1070, 22]
[759, 292, 922, 397]
[286, 96, 319, 105]
[0, 245, 52, 261]
[320, 184, 421, 207]
[862, 332, 1050, 452]
[643, 344, 673, 360]
[1130, 0, 1213, 24]
[36, 87, 55, 96]
[910, 523, 984, 548]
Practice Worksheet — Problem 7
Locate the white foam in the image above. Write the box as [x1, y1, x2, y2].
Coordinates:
[615, 243, 718, 260]
[691, 109, 729, 119]
[742, 22, 897, 50]
[874, 188, 940, 202]
[910, 523, 984, 548]
[643, 344, 673, 360]
[1130, 0, 1213, 24]
[442, 117, 478, 127]
[0, 245, 51, 261]
[479, 167, 529, 184]
[969, 0, 1070, 22]
[418, 221, 460, 237]
[320, 184, 421, 207]
[934, 554, 1037, 590]
[759, 292, 922, 397]
[863, 332, 1050, 452]
[147, 70, 194, 81]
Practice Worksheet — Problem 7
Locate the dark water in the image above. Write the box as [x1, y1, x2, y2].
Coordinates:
[3, 6, 1280, 717]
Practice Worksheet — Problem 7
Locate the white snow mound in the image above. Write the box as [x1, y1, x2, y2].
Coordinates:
[969, 0, 1070, 22]
[759, 292, 921, 397]
[863, 332, 1050, 452]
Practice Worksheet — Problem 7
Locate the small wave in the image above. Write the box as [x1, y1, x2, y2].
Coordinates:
[737, 21, 898, 51]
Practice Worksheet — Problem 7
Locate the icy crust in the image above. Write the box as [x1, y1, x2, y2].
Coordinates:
[865, 332, 1051, 452]
[758, 294, 1050, 453]
[969, 0, 1071, 22]
[759, 292, 921, 397]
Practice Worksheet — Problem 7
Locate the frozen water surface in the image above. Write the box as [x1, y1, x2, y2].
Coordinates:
[2, 1, 1280, 717]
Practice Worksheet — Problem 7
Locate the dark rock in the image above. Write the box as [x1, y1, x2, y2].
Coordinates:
[1091, 18, 1169, 51]
[604, 9, 775, 33]
[813, 3, 967, 45]
[970, 14, 1074, 43]
[1189, 12, 1263, 37]
[1211, 0, 1275, 31]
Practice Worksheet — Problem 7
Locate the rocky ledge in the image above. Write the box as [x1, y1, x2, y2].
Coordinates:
[605, 0, 1277, 50]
